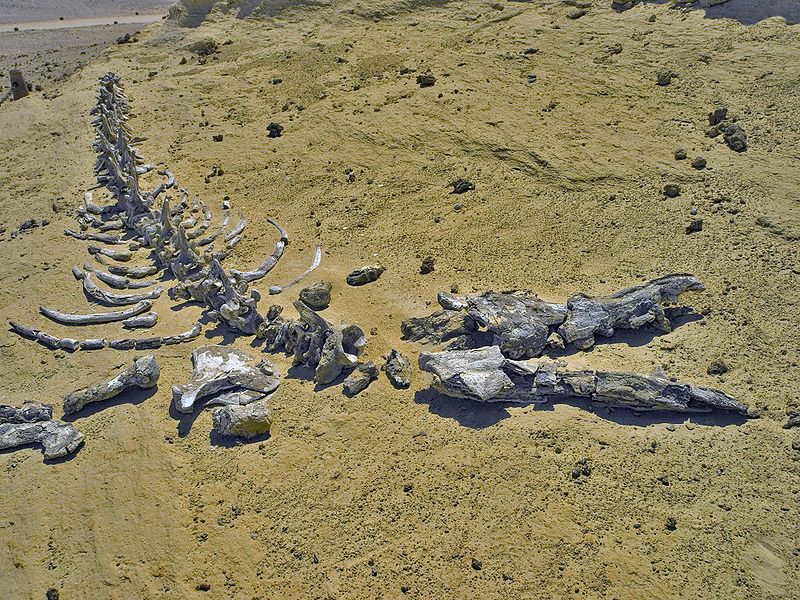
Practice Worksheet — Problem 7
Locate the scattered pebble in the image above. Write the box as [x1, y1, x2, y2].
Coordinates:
[665, 517, 677, 532]
[416, 72, 436, 87]
[450, 178, 474, 194]
[691, 156, 707, 170]
[656, 71, 674, 86]
[686, 219, 703, 234]
[567, 8, 586, 19]
[674, 148, 687, 160]
[420, 256, 435, 275]
[707, 360, 728, 375]
[212, 134, 223, 142]
[266, 122, 283, 138]
[663, 184, 681, 198]
[471, 558, 483, 570]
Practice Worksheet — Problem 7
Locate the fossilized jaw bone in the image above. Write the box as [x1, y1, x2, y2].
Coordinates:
[268, 246, 322, 295]
[63, 355, 160, 415]
[40, 299, 153, 325]
[0, 402, 84, 460]
[418, 346, 749, 414]
[557, 274, 705, 350]
[404, 275, 705, 359]
[172, 346, 280, 414]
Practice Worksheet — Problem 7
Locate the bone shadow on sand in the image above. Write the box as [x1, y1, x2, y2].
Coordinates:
[61, 385, 158, 421]
[0, 441, 84, 464]
[210, 430, 270, 447]
[414, 389, 748, 430]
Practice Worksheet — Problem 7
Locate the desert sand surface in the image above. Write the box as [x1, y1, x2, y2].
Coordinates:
[0, 0, 798, 599]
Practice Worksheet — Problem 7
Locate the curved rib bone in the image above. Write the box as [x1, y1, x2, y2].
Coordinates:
[107, 264, 160, 279]
[224, 212, 247, 243]
[80, 270, 162, 305]
[65, 229, 124, 245]
[268, 245, 322, 295]
[39, 299, 153, 325]
[230, 219, 287, 284]
[186, 205, 212, 240]
[196, 213, 229, 247]
[82, 264, 158, 290]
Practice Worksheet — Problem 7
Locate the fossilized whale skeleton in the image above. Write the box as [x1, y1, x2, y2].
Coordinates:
[9, 73, 322, 351]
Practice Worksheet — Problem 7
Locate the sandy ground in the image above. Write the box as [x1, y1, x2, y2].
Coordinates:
[0, 0, 798, 598]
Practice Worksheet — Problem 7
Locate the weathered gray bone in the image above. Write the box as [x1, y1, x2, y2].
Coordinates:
[65, 229, 124, 244]
[418, 346, 748, 414]
[172, 346, 280, 414]
[211, 399, 272, 439]
[82, 263, 158, 289]
[39, 299, 153, 325]
[343, 362, 378, 396]
[122, 312, 158, 329]
[257, 301, 367, 384]
[107, 264, 160, 279]
[78, 269, 163, 305]
[384, 349, 412, 388]
[346, 264, 385, 286]
[63, 355, 160, 415]
[404, 275, 704, 359]
[0, 402, 84, 460]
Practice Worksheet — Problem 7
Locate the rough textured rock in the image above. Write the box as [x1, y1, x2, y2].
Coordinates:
[418, 346, 749, 414]
[384, 349, 412, 388]
[346, 264, 385, 286]
[299, 280, 332, 310]
[211, 399, 272, 439]
[172, 346, 280, 414]
[403, 275, 704, 358]
[0, 402, 84, 460]
[63, 355, 160, 415]
[343, 362, 379, 396]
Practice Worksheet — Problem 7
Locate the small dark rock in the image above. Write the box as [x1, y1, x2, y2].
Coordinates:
[566, 8, 586, 19]
[346, 264, 385, 286]
[299, 281, 332, 311]
[384, 349, 412, 388]
[707, 360, 728, 375]
[656, 71, 674, 86]
[674, 148, 687, 160]
[471, 558, 483, 570]
[665, 517, 677, 532]
[663, 184, 681, 198]
[420, 256, 435, 275]
[416, 72, 436, 87]
[523, 47, 539, 55]
[403, 483, 413, 493]
[46, 589, 59, 600]
[196, 583, 211, 591]
[450, 178, 474, 194]
[179, 56, 187, 65]
[686, 219, 703, 234]
[527, 73, 537, 83]
[266, 122, 284, 138]
[212, 134, 223, 142]
[709, 107, 728, 126]
[783, 414, 800, 430]
[691, 156, 707, 170]
[648, 14, 656, 22]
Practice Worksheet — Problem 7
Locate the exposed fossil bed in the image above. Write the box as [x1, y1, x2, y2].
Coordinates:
[0, 0, 799, 598]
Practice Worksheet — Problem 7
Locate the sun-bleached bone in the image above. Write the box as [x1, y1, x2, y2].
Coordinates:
[268, 246, 322, 295]
[107, 263, 160, 279]
[63, 355, 160, 415]
[230, 218, 287, 284]
[171, 346, 280, 414]
[87, 245, 133, 262]
[82, 263, 158, 289]
[76, 269, 162, 305]
[65, 229, 124, 244]
[0, 401, 84, 460]
[39, 299, 153, 325]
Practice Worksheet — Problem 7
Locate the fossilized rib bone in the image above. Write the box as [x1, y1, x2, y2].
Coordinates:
[39, 299, 153, 325]
[107, 264, 160, 279]
[82, 263, 158, 290]
[418, 346, 748, 414]
[0, 402, 84, 460]
[65, 229, 124, 244]
[230, 218, 287, 284]
[63, 355, 160, 415]
[268, 246, 322, 295]
[257, 301, 367, 384]
[403, 274, 704, 359]
[87, 245, 133, 262]
[9, 321, 202, 351]
[171, 346, 280, 414]
[78, 270, 163, 305]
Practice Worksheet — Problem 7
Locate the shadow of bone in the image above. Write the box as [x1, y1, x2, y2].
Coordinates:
[414, 386, 749, 429]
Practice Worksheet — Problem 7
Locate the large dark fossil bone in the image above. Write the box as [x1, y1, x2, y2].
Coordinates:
[418, 346, 748, 414]
[172, 346, 280, 414]
[63, 355, 160, 415]
[403, 275, 704, 359]
[0, 402, 84, 460]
